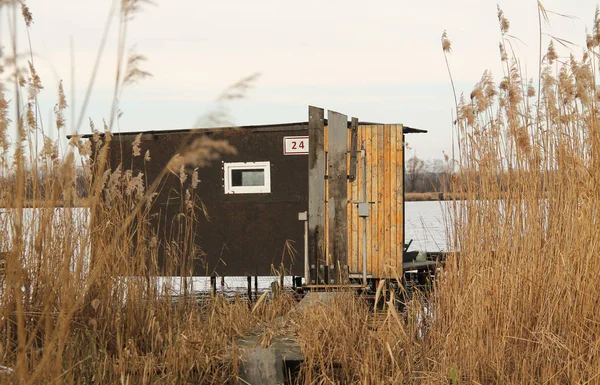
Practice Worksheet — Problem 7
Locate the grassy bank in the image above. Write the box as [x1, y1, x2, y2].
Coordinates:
[1, 1, 599, 383]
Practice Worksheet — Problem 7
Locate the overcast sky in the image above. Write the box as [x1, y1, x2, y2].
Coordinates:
[3, 0, 598, 160]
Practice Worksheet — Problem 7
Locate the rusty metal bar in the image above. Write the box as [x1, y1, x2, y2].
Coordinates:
[349, 117, 358, 182]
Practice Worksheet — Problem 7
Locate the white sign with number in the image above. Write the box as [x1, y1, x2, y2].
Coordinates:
[283, 136, 309, 155]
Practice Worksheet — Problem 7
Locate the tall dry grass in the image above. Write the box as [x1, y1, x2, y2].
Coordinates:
[1, 1, 599, 384]
[293, 5, 600, 383]
[0, 1, 276, 384]
[426, 6, 600, 383]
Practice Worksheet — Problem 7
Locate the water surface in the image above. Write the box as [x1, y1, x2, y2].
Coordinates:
[405, 201, 450, 252]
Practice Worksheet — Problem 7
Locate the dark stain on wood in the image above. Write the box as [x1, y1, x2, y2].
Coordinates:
[327, 110, 349, 284]
[308, 106, 326, 284]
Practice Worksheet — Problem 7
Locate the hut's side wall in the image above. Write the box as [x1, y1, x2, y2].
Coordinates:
[105, 126, 308, 277]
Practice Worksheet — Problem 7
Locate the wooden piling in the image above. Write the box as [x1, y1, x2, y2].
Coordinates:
[327, 110, 348, 284]
[247, 276, 252, 300]
[210, 275, 216, 297]
[308, 106, 326, 285]
[254, 275, 258, 298]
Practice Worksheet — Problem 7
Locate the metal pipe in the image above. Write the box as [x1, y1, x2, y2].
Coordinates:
[362, 144, 368, 287]
[304, 216, 309, 284]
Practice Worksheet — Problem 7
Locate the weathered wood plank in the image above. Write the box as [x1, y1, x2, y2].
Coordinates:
[348, 127, 358, 272]
[348, 124, 362, 271]
[308, 106, 325, 284]
[324, 126, 329, 267]
[383, 125, 391, 276]
[369, 125, 377, 275]
[327, 110, 348, 283]
[397, 126, 405, 266]
[377, 125, 385, 276]
[390, 125, 398, 271]
[354, 125, 363, 273]
[346, 127, 352, 271]
[363, 126, 371, 274]
[364, 125, 370, 274]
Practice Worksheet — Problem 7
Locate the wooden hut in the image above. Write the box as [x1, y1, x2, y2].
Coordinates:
[82, 106, 426, 284]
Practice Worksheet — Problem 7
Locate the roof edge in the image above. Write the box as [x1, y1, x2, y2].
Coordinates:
[69, 121, 427, 139]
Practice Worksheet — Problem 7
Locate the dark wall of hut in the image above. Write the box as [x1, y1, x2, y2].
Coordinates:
[104, 125, 308, 276]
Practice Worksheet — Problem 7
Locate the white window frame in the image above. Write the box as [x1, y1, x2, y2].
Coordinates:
[224, 161, 271, 194]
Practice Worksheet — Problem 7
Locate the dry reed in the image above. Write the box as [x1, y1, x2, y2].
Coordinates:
[0, 1, 598, 384]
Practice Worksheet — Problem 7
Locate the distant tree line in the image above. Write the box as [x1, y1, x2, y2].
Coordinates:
[0, 167, 89, 205]
[404, 155, 452, 193]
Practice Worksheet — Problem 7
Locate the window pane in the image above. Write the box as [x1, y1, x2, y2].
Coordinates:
[231, 169, 265, 186]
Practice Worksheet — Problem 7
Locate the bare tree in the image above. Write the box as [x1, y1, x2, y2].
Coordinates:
[426, 158, 452, 191]
[405, 155, 425, 192]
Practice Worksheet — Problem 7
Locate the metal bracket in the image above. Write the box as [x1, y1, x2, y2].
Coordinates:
[348, 118, 358, 182]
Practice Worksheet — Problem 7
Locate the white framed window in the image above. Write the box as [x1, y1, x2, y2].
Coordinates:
[224, 161, 271, 194]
